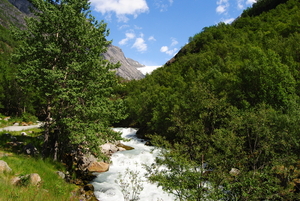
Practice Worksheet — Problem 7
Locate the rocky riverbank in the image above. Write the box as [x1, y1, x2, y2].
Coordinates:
[0, 124, 134, 201]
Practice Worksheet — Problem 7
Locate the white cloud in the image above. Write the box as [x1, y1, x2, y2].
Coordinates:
[160, 38, 178, 56]
[237, 0, 244, 9]
[119, 31, 148, 52]
[246, 0, 256, 5]
[235, 0, 256, 9]
[134, 25, 143, 30]
[216, 0, 229, 14]
[119, 32, 136, 45]
[132, 37, 147, 52]
[90, 0, 149, 22]
[118, 24, 130, 30]
[155, 0, 174, 12]
[216, 5, 226, 14]
[148, 36, 156, 41]
[170, 38, 178, 46]
[223, 18, 235, 24]
[119, 38, 128, 45]
[160, 46, 168, 52]
[160, 46, 178, 56]
[126, 32, 136, 39]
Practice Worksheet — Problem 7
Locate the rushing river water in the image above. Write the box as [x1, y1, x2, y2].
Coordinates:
[91, 128, 175, 201]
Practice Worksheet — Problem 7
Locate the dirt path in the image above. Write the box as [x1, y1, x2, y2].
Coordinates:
[0, 123, 43, 132]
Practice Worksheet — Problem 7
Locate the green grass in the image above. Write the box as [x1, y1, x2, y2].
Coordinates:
[0, 128, 82, 201]
[0, 155, 80, 201]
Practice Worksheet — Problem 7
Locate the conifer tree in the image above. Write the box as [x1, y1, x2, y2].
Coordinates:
[12, 0, 125, 160]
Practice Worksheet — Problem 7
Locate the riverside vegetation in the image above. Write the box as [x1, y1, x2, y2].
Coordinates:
[1, 0, 300, 200]
[120, 0, 300, 200]
[0, 127, 81, 200]
[0, 0, 126, 200]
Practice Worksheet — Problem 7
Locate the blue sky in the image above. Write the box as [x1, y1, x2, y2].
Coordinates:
[89, 0, 256, 66]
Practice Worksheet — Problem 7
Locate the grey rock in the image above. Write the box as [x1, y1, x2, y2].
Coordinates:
[103, 45, 145, 80]
[101, 143, 119, 156]
[78, 153, 98, 171]
[29, 173, 42, 185]
[8, 0, 33, 15]
[11, 176, 21, 185]
[229, 168, 241, 176]
[12, 173, 42, 186]
[56, 171, 65, 179]
[0, 160, 12, 172]
[0, 0, 31, 28]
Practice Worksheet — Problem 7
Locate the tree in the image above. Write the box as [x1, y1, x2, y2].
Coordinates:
[12, 0, 126, 161]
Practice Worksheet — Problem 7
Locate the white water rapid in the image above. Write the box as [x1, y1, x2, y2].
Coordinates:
[91, 128, 175, 201]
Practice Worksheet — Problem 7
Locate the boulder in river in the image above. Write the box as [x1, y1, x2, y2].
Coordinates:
[101, 142, 134, 156]
[88, 161, 109, 173]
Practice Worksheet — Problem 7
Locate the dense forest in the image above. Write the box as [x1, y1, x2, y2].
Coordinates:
[1, 0, 300, 200]
[120, 0, 300, 199]
[0, 0, 126, 176]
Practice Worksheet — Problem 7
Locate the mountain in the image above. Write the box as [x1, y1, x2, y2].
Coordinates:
[0, 0, 144, 80]
[8, 0, 33, 15]
[0, 0, 31, 28]
[102, 45, 145, 80]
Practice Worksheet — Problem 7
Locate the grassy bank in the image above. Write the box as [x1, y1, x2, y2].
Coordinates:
[0, 155, 79, 201]
[0, 128, 82, 201]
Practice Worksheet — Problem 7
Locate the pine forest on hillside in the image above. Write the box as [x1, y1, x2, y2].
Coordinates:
[0, 0, 300, 200]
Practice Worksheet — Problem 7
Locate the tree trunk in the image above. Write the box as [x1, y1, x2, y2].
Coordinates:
[43, 101, 51, 158]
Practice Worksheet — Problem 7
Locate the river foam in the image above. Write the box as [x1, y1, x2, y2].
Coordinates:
[91, 128, 175, 201]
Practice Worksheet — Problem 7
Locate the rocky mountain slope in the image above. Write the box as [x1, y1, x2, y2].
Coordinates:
[0, 0, 30, 28]
[0, 0, 144, 80]
[102, 45, 145, 80]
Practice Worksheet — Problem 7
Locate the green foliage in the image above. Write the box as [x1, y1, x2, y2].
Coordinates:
[0, 24, 18, 112]
[11, 0, 126, 162]
[123, 0, 300, 199]
[116, 167, 144, 201]
[242, 0, 289, 17]
[21, 113, 38, 123]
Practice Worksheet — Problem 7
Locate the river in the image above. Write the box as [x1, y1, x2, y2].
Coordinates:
[91, 127, 175, 201]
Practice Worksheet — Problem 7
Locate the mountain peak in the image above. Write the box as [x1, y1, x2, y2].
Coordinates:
[0, 0, 144, 80]
[103, 45, 145, 80]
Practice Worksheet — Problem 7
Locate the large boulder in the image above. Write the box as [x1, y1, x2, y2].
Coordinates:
[87, 161, 109, 173]
[101, 143, 119, 155]
[78, 153, 98, 172]
[101, 142, 133, 156]
[0, 160, 12, 173]
[29, 173, 42, 185]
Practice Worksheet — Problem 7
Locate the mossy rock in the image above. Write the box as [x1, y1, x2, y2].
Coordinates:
[117, 143, 134, 150]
